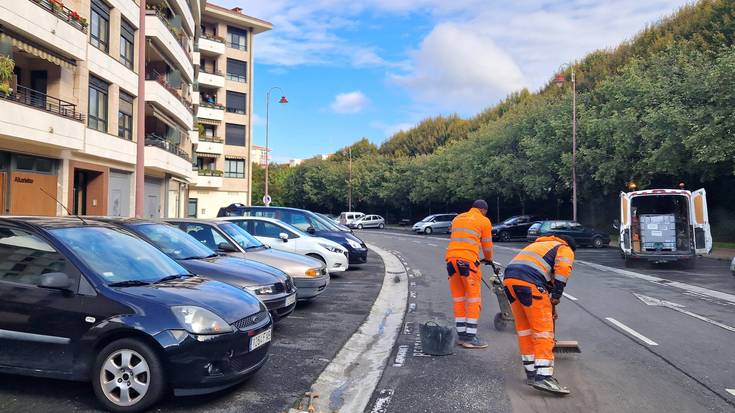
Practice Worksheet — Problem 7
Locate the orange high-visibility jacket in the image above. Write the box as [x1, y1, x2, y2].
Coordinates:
[503, 236, 574, 299]
[444, 208, 493, 263]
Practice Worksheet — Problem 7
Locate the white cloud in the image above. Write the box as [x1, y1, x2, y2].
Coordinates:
[251, 113, 265, 126]
[370, 120, 416, 138]
[330, 91, 370, 114]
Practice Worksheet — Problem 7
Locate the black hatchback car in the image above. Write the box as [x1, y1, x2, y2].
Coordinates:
[492, 215, 546, 242]
[96, 218, 298, 321]
[217, 204, 369, 265]
[527, 220, 611, 248]
[0, 217, 272, 412]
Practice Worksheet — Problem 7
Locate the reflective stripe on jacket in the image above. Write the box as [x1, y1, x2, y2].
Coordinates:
[444, 208, 493, 263]
[504, 236, 574, 288]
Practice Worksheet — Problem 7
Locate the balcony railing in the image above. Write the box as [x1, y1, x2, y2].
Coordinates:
[199, 136, 223, 143]
[145, 69, 194, 114]
[227, 42, 246, 51]
[200, 68, 223, 76]
[198, 169, 223, 176]
[30, 0, 88, 33]
[146, 10, 190, 55]
[199, 101, 224, 110]
[145, 134, 191, 162]
[201, 32, 225, 43]
[0, 84, 84, 122]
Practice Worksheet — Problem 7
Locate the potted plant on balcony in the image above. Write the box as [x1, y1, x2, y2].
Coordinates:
[50, 0, 64, 13]
[0, 56, 15, 97]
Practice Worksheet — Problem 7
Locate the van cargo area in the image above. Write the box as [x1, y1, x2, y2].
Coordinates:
[630, 195, 691, 255]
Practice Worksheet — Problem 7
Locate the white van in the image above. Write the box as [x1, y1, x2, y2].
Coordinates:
[619, 188, 711, 266]
[340, 212, 364, 226]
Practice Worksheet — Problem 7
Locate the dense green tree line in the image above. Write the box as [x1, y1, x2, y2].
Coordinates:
[252, 0, 735, 239]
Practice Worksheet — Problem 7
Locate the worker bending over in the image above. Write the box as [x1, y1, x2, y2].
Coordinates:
[503, 235, 576, 395]
[444, 200, 494, 349]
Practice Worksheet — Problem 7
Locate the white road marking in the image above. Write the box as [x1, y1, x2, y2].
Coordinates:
[562, 292, 578, 301]
[369, 389, 394, 413]
[726, 388, 735, 397]
[605, 317, 659, 346]
[427, 243, 438, 247]
[393, 345, 409, 367]
[634, 294, 735, 334]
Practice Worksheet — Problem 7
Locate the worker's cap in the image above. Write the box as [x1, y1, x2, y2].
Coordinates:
[472, 199, 489, 210]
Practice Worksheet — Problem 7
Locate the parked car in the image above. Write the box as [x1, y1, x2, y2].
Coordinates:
[492, 215, 545, 242]
[166, 218, 330, 301]
[527, 220, 610, 248]
[96, 218, 297, 321]
[351, 214, 385, 230]
[339, 211, 365, 227]
[218, 205, 368, 265]
[412, 213, 457, 234]
[221, 216, 350, 274]
[316, 212, 352, 232]
[730, 257, 735, 277]
[0, 217, 271, 412]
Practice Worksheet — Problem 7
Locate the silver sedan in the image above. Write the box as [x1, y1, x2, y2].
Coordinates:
[351, 214, 385, 230]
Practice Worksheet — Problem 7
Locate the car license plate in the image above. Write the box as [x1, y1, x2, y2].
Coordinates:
[250, 328, 272, 351]
[286, 293, 296, 306]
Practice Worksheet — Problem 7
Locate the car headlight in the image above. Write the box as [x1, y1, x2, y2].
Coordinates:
[171, 306, 233, 335]
[319, 243, 343, 253]
[346, 239, 363, 249]
[305, 267, 320, 277]
[245, 284, 275, 295]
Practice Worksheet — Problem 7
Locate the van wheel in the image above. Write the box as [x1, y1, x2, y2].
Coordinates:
[592, 236, 605, 249]
[93, 338, 166, 413]
[378, 223, 384, 229]
[424, 227, 433, 235]
[357, 224, 363, 230]
[307, 253, 327, 264]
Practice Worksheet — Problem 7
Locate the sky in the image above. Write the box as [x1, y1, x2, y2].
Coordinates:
[216, 0, 692, 162]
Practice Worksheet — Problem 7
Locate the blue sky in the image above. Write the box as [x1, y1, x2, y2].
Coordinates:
[216, 0, 692, 162]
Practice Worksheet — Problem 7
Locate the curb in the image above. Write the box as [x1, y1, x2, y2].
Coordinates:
[306, 244, 408, 413]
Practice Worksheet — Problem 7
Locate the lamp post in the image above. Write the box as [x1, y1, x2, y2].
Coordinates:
[263, 87, 287, 206]
[554, 66, 577, 222]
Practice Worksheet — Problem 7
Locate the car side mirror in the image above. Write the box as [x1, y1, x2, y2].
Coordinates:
[306, 226, 315, 234]
[39, 272, 73, 291]
[217, 242, 237, 253]
[279, 232, 289, 242]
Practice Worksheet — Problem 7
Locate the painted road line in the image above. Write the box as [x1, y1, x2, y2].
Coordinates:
[369, 389, 394, 413]
[427, 243, 438, 247]
[310, 244, 408, 413]
[562, 292, 578, 301]
[726, 389, 735, 397]
[634, 293, 735, 334]
[605, 317, 659, 346]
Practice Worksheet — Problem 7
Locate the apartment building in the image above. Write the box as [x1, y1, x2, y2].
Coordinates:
[188, 4, 271, 218]
[251, 144, 269, 167]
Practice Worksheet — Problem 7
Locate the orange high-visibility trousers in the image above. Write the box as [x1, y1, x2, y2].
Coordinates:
[503, 278, 555, 378]
[446, 258, 482, 337]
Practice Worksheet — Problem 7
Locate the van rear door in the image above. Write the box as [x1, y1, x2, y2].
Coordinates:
[620, 192, 632, 254]
[691, 189, 712, 254]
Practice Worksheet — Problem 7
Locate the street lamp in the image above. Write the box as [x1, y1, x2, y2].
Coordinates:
[264, 87, 287, 206]
[554, 65, 578, 222]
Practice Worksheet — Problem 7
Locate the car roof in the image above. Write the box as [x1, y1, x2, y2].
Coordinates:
[225, 204, 308, 213]
[90, 216, 167, 226]
[0, 216, 120, 230]
[220, 216, 282, 224]
[165, 218, 222, 225]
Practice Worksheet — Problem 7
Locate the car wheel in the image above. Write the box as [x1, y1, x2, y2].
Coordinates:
[424, 227, 433, 235]
[307, 253, 327, 264]
[378, 223, 384, 229]
[592, 236, 605, 249]
[93, 338, 165, 413]
[499, 231, 510, 242]
[357, 224, 363, 230]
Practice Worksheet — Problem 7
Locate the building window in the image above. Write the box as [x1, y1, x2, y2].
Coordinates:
[118, 91, 133, 139]
[224, 158, 245, 178]
[15, 155, 56, 174]
[226, 91, 246, 114]
[227, 26, 247, 50]
[90, 0, 110, 52]
[120, 18, 135, 69]
[225, 123, 245, 146]
[88, 76, 109, 132]
[187, 199, 198, 217]
[226, 58, 247, 83]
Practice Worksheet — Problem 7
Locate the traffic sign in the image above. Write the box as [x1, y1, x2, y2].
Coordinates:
[263, 195, 272, 206]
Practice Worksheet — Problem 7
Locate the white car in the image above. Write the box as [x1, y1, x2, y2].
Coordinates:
[340, 212, 364, 227]
[221, 216, 349, 273]
[731, 257, 735, 277]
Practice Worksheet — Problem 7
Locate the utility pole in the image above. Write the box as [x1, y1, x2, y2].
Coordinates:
[554, 67, 578, 221]
[263, 87, 287, 206]
[134, 0, 146, 217]
[348, 146, 352, 212]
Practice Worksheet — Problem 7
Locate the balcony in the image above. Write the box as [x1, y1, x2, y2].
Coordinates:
[84, 128, 136, 165]
[198, 69, 224, 88]
[196, 137, 224, 155]
[144, 134, 196, 181]
[145, 71, 193, 128]
[0, 85, 85, 150]
[197, 102, 225, 121]
[198, 35, 225, 55]
[1, 0, 87, 60]
[145, 12, 193, 82]
[194, 170, 223, 188]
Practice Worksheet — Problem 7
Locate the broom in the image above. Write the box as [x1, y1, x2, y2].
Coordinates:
[552, 305, 581, 354]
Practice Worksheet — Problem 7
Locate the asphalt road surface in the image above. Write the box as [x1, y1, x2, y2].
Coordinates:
[359, 230, 735, 413]
[0, 252, 384, 413]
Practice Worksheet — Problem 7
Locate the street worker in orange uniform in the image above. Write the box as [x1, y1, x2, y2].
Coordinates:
[444, 200, 494, 349]
[503, 235, 576, 395]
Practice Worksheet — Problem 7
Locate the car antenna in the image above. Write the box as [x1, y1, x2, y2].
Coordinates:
[39, 188, 89, 225]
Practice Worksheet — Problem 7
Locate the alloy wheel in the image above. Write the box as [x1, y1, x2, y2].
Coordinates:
[99, 349, 150, 407]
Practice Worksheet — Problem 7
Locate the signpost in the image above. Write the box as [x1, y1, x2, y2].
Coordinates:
[263, 194, 272, 206]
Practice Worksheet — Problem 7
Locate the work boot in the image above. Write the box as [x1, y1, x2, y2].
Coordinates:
[459, 336, 488, 349]
[456, 333, 469, 346]
[525, 372, 536, 386]
[532, 376, 571, 395]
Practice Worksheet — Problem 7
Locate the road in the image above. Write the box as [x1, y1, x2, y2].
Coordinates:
[359, 230, 735, 413]
[0, 252, 384, 413]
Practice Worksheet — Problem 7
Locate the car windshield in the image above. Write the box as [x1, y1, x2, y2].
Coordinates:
[502, 217, 519, 225]
[218, 222, 264, 249]
[134, 223, 217, 260]
[420, 216, 434, 222]
[51, 226, 189, 284]
[257, 219, 310, 238]
[529, 223, 542, 231]
[311, 212, 345, 231]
